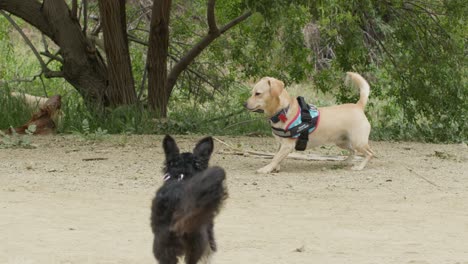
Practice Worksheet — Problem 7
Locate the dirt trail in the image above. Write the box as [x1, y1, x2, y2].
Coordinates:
[1, 135, 467, 264]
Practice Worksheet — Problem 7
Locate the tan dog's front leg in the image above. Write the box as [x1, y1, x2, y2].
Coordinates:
[257, 141, 295, 174]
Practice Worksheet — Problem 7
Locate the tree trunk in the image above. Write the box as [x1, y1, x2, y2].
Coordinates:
[98, 0, 137, 106]
[147, 0, 172, 117]
[1, 0, 252, 116]
[146, 0, 251, 118]
[1, 0, 109, 109]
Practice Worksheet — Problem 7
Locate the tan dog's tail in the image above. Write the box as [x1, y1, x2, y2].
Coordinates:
[345, 72, 370, 109]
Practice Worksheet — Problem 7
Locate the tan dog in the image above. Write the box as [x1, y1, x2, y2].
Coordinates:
[245, 72, 374, 173]
[10, 92, 49, 110]
[9, 92, 64, 133]
[7, 95, 62, 135]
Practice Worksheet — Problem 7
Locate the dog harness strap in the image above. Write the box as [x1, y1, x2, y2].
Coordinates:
[295, 132, 309, 151]
[295, 96, 312, 151]
[297, 97, 312, 122]
[270, 97, 320, 149]
[270, 106, 290, 123]
[271, 126, 293, 137]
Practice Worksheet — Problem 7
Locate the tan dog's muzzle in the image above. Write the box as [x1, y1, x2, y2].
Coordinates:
[244, 102, 264, 113]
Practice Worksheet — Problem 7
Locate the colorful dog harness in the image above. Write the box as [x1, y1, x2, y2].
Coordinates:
[270, 97, 320, 151]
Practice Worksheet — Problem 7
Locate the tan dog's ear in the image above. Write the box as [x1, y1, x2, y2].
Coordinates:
[268, 78, 284, 97]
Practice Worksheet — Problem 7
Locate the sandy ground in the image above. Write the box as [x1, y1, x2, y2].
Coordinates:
[0, 135, 467, 264]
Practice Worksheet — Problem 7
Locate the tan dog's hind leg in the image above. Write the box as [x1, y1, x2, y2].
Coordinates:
[351, 144, 374, 171]
[257, 142, 295, 174]
[337, 142, 356, 164]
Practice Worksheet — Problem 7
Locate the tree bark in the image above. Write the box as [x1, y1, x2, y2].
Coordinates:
[146, 0, 172, 117]
[167, 9, 252, 94]
[146, 0, 251, 118]
[98, 0, 137, 106]
[1, 0, 252, 116]
[1, 0, 109, 109]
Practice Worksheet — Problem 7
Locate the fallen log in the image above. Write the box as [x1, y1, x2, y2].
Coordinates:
[213, 137, 363, 161]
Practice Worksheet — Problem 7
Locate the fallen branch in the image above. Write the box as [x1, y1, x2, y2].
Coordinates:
[407, 167, 441, 189]
[82, 157, 108, 161]
[213, 137, 362, 161]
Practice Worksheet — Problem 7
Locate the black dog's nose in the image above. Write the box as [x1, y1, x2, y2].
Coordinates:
[243, 102, 247, 108]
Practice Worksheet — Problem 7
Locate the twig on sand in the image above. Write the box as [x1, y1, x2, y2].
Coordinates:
[82, 157, 108, 161]
[213, 137, 360, 161]
[407, 167, 441, 189]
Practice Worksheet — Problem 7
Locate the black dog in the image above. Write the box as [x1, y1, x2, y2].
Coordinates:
[151, 135, 227, 264]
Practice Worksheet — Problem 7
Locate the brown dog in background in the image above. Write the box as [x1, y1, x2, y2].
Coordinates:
[245, 72, 374, 173]
[6, 93, 63, 135]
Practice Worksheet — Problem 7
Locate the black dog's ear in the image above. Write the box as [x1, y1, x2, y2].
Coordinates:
[163, 135, 180, 158]
[193, 136, 214, 160]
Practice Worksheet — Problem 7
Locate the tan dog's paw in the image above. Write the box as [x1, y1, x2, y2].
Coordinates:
[274, 164, 281, 171]
[256, 165, 279, 174]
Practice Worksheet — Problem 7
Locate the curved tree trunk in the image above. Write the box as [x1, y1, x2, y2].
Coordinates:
[1, 0, 109, 109]
[2, 0, 252, 117]
[99, 0, 137, 106]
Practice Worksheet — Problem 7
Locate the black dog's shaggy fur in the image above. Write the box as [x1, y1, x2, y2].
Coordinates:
[151, 135, 227, 264]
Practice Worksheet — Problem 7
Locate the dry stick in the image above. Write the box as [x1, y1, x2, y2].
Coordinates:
[82, 157, 108, 162]
[39, 76, 49, 98]
[213, 137, 356, 161]
[206, 109, 245, 123]
[221, 119, 265, 131]
[407, 167, 441, 189]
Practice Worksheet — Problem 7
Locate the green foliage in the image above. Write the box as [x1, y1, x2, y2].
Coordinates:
[0, 125, 36, 149]
[0, 85, 34, 129]
[74, 119, 109, 141]
[0, 15, 13, 79]
[222, 2, 313, 83]
[160, 83, 270, 135]
[307, 0, 467, 142]
[0, 1, 466, 142]
[60, 94, 154, 135]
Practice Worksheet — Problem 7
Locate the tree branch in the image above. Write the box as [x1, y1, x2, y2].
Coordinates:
[82, 0, 88, 34]
[44, 71, 65, 78]
[0, 0, 54, 38]
[40, 51, 64, 64]
[39, 75, 49, 97]
[0, 10, 49, 72]
[127, 33, 148, 46]
[207, 0, 218, 34]
[71, 0, 78, 19]
[219, 11, 252, 34]
[41, 33, 49, 53]
[91, 22, 102, 36]
[129, 33, 220, 96]
[167, 9, 252, 93]
[138, 0, 153, 22]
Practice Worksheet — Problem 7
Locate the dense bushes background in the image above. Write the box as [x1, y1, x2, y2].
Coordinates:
[0, 0, 466, 142]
